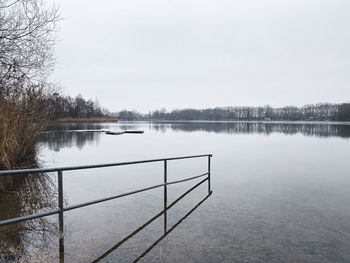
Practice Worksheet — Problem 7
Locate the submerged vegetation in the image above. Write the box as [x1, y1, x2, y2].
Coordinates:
[0, 170, 58, 262]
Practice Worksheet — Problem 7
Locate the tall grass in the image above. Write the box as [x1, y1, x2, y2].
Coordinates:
[0, 86, 51, 190]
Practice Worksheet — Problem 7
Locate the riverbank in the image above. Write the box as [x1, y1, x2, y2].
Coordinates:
[55, 117, 118, 123]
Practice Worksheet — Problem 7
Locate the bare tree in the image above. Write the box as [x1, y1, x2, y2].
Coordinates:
[0, 0, 59, 94]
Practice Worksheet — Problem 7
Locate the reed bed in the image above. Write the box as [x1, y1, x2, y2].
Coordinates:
[0, 86, 50, 190]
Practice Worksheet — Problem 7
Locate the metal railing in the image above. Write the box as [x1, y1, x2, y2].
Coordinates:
[0, 154, 212, 260]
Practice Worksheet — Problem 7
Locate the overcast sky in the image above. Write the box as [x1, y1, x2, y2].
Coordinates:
[50, 0, 350, 112]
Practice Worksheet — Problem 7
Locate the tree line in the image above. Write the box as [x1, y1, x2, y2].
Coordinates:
[116, 103, 350, 121]
[47, 93, 110, 119]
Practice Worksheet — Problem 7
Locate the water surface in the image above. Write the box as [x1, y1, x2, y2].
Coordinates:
[1, 121, 350, 262]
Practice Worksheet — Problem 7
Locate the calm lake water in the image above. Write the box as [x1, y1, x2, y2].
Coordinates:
[1, 121, 350, 262]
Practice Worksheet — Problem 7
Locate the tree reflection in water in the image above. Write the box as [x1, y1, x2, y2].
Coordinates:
[150, 121, 350, 138]
[40, 130, 101, 151]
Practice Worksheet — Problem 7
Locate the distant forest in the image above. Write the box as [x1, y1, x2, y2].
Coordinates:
[116, 103, 350, 121]
[48, 93, 110, 119]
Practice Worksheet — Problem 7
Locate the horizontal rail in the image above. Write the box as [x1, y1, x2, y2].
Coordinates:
[65, 172, 208, 212]
[0, 209, 60, 227]
[166, 172, 208, 185]
[0, 172, 208, 226]
[64, 183, 166, 212]
[0, 154, 212, 176]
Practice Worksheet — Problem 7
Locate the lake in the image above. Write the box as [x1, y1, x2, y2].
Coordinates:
[1, 121, 350, 262]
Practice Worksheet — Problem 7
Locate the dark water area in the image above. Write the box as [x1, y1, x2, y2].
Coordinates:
[1, 121, 350, 262]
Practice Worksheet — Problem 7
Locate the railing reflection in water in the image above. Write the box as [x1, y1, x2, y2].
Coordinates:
[92, 178, 212, 263]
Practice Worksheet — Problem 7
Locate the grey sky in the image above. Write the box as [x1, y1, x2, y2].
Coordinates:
[50, 0, 350, 112]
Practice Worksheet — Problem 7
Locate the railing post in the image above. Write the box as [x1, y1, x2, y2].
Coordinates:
[208, 155, 211, 195]
[58, 171, 64, 258]
[163, 160, 167, 234]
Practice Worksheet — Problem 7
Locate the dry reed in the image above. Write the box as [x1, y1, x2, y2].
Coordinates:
[0, 86, 51, 190]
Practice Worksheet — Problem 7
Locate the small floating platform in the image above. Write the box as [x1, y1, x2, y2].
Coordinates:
[105, 130, 144, 135]
[105, 131, 124, 135]
[124, 130, 144, 134]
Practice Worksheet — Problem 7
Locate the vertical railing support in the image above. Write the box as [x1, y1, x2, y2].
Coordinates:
[208, 155, 211, 195]
[163, 160, 167, 234]
[58, 170, 64, 257]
